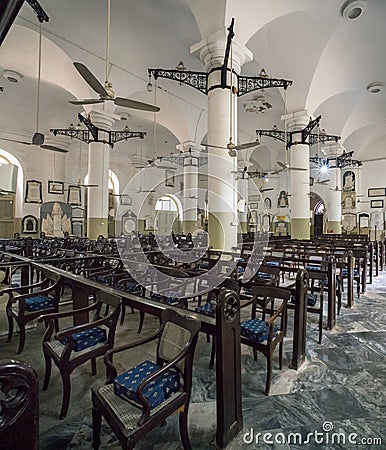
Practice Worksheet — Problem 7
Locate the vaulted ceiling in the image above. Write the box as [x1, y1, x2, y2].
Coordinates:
[0, 0, 385, 167]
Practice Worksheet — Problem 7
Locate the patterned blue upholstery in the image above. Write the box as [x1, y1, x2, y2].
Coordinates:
[342, 268, 359, 276]
[24, 295, 54, 312]
[113, 360, 181, 409]
[199, 262, 209, 270]
[266, 261, 280, 267]
[306, 265, 321, 271]
[124, 281, 142, 293]
[257, 272, 272, 280]
[60, 326, 107, 351]
[195, 301, 215, 317]
[290, 293, 318, 307]
[241, 319, 277, 343]
[151, 291, 180, 305]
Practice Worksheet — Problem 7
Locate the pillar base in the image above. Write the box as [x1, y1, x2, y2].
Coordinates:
[327, 221, 341, 234]
[87, 218, 108, 240]
[137, 220, 146, 234]
[208, 212, 238, 251]
[183, 220, 197, 234]
[291, 218, 310, 240]
[239, 221, 248, 234]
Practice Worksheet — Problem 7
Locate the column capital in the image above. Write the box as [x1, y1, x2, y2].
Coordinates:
[281, 110, 309, 132]
[176, 140, 202, 154]
[321, 142, 346, 157]
[89, 108, 120, 130]
[191, 27, 252, 72]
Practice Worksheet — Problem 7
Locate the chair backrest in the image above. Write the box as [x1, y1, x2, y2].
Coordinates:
[0, 359, 39, 450]
[156, 309, 201, 374]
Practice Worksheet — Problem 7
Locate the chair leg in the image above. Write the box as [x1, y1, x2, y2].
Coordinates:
[42, 352, 52, 391]
[6, 313, 14, 342]
[278, 341, 283, 370]
[92, 405, 102, 450]
[120, 304, 126, 326]
[179, 409, 192, 450]
[91, 358, 97, 376]
[59, 371, 71, 419]
[17, 323, 26, 354]
[318, 313, 323, 344]
[137, 311, 145, 334]
[209, 336, 216, 370]
[265, 352, 273, 395]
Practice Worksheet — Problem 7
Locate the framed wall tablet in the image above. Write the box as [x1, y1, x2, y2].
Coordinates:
[264, 197, 272, 209]
[25, 180, 43, 204]
[120, 194, 132, 206]
[165, 170, 175, 187]
[368, 188, 386, 197]
[67, 185, 81, 206]
[48, 180, 64, 194]
[22, 215, 38, 234]
[371, 199, 383, 208]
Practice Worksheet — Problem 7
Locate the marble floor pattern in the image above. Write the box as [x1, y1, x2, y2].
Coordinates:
[1, 271, 385, 449]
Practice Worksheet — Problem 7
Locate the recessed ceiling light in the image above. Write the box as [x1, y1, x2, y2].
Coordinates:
[366, 82, 383, 94]
[341, 0, 367, 20]
[2, 70, 23, 83]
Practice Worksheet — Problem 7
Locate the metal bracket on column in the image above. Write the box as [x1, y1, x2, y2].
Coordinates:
[50, 113, 146, 148]
[216, 289, 242, 448]
[257, 115, 340, 149]
[148, 18, 292, 97]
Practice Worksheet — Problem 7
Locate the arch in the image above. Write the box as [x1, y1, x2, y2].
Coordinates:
[155, 194, 183, 222]
[0, 148, 24, 217]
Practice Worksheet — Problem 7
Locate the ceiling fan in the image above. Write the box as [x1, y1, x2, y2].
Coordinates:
[271, 161, 307, 174]
[70, 0, 159, 113]
[202, 138, 260, 155]
[315, 177, 330, 185]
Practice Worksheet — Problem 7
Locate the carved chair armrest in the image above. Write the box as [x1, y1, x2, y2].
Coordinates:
[38, 301, 99, 324]
[54, 308, 118, 341]
[0, 277, 47, 297]
[104, 329, 162, 382]
[264, 298, 288, 325]
[136, 348, 189, 424]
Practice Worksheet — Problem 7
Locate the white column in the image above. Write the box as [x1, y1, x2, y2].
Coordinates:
[323, 143, 342, 233]
[285, 111, 311, 239]
[237, 161, 251, 233]
[87, 109, 118, 239]
[192, 30, 252, 250]
[176, 141, 201, 234]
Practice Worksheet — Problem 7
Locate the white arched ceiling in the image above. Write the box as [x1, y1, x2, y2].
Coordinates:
[0, 25, 89, 101]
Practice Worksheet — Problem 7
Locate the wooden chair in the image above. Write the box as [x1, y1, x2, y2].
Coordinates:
[0, 359, 39, 450]
[240, 284, 289, 395]
[91, 308, 200, 450]
[2, 273, 61, 354]
[39, 291, 121, 419]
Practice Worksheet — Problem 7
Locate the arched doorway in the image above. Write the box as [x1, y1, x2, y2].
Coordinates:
[310, 192, 326, 236]
[154, 194, 182, 234]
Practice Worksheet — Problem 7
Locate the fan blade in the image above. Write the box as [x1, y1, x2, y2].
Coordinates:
[201, 143, 227, 150]
[260, 188, 274, 192]
[69, 99, 105, 105]
[277, 161, 288, 169]
[73, 62, 108, 96]
[114, 97, 160, 112]
[235, 141, 260, 150]
[317, 179, 330, 184]
[40, 144, 68, 153]
[288, 167, 307, 171]
[0, 137, 31, 145]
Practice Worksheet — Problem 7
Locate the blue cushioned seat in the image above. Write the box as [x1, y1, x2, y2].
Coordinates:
[113, 360, 181, 409]
[199, 262, 209, 270]
[25, 295, 54, 312]
[240, 319, 277, 343]
[266, 261, 279, 267]
[257, 272, 272, 280]
[342, 268, 359, 276]
[60, 326, 107, 351]
[195, 301, 215, 317]
[306, 265, 321, 271]
[151, 291, 180, 305]
[290, 293, 318, 307]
